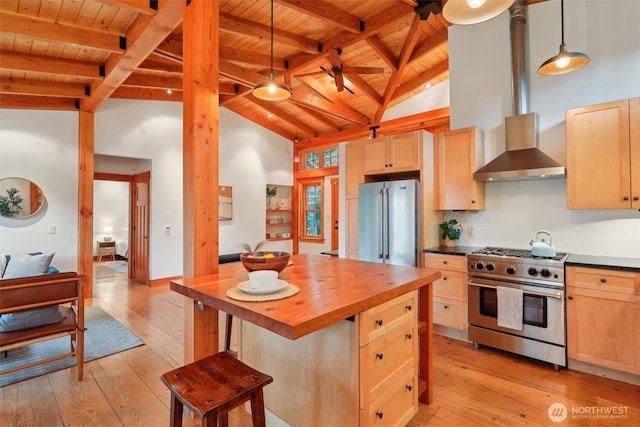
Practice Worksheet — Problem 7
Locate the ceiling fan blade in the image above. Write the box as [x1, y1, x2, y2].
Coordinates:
[335, 72, 345, 92]
[342, 67, 384, 75]
[328, 48, 342, 69]
[294, 70, 329, 78]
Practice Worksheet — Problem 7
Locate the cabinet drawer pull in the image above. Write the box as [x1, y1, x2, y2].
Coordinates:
[443, 260, 448, 265]
[600, 278, 607, 284]
[443, 305, 449, 309]
[634, 196, 639, 201]
[443, 276, 448, 281]
[568, 296, 573, 300]
[623, 196, 630, 201]
[405, 333, 412, 340]
[376, 353, 384, 360]
[405, 304, 413, 311]
[376, 411, 384, 419]
[406, 384, 413, 391]
[375, 319, 383, 326]
[471, 200, 476, 204]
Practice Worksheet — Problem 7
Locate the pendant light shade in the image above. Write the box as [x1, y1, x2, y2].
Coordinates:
[538, 0, 590, 76]
[442, 0, 514, 25]
[252, 0, 291, 101]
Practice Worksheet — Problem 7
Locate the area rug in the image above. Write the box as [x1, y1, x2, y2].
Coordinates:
[103, 260, 128, 273]
[1, 306, 143, 387]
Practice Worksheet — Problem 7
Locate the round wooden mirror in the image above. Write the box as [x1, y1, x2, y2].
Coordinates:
[0, 177, 46, 219]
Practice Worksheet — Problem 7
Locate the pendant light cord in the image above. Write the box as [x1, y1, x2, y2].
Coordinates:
[560, 0, 565, 44]
[270, 0, 274, 78]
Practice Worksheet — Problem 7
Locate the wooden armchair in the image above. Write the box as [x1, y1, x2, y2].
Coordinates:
[0, 272, 84, 380]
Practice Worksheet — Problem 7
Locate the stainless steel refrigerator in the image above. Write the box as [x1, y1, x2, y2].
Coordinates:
[358, 179, 420, 267]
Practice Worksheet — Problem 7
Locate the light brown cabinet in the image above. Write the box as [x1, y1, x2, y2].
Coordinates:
[425, 253, 468, 331]
[359, 291, 418, 426]
[566, 97, 640, 209]
[364, 131, 422, 175]
[346, 139, 365, 199]
[566, 266, 640, 375]
[345, 198, 359, 260]
[434, 127, 485, 210]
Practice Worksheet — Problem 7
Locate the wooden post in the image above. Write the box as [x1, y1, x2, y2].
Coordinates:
[78, 110, 94, 299]
[182, 0, 220, 363]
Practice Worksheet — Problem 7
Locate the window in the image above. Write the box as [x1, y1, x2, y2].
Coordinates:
[300, 146, 338, 171]
[300, 179, 323, 240]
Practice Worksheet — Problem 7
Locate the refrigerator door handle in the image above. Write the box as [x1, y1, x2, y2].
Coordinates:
[383, 187, 390, 260]
[378, 188, 384, 259]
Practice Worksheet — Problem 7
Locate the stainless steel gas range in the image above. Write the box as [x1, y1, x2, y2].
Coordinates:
[467, 247, 569, 369]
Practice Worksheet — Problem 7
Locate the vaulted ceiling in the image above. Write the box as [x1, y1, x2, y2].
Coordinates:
[0, 1, 457, 142]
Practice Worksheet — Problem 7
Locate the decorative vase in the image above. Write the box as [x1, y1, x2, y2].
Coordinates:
[443, 237, 457, 247]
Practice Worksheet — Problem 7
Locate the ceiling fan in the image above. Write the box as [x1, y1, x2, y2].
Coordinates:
[293, 48, 384, 92]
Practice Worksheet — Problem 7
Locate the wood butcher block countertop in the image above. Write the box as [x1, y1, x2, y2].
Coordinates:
[171, 254, 440, 340]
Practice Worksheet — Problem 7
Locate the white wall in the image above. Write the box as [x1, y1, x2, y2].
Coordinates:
[444, 0, 640, 258]
[0, 110, 79, 272]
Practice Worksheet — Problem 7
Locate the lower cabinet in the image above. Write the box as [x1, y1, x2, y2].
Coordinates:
[425, 253, 468, 332]
[359, 291, 418, 426]
[566, 266, 640, 375]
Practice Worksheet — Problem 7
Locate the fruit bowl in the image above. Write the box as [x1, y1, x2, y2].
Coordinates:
[240, 251, 290, 273]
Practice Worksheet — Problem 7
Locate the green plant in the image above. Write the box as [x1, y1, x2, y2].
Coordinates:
[440, 219, 463, 240]
[266, 186, 277, 198]
[0, 187, 24, 218]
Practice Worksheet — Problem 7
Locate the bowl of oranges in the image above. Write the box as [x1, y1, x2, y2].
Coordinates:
[240, 251, 290, 273]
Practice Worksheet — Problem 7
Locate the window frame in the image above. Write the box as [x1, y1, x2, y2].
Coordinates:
[299, 145, 339, 171]
[298, 177, 324, 242]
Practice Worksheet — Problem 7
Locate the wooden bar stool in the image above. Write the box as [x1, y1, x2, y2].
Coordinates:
[161, 351, 273, 427]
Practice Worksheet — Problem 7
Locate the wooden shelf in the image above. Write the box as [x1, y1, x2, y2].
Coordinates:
[267, 208, 292, 213]
[266, 222, 292, 227]
[266, 237, 293, 241]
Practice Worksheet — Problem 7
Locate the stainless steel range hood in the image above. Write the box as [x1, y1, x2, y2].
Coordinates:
[473, 1, 566, 182]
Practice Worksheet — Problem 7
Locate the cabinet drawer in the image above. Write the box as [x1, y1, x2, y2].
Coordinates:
[567, 266, 639, 295]
[359, 291, 417, 346]
[433, 297, 466, 330]
[425, 254, 467, 272]
[433, 270, 467, 301]
[360, 319, 418, 409]
[360, 366, 417, 427]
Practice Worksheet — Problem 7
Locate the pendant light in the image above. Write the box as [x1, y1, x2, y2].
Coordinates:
[442, 0, 514, 25]
[252, 0, 291, 101]
[538, 0, 590, 75]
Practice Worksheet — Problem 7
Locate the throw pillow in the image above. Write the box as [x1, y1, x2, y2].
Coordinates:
[2, 252, 55, 279]
[0, 254, 6, 278]
[0, 307, 65, 332]
[0, 252, 63, 332]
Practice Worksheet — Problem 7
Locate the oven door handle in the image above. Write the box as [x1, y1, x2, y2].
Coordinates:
[468, 281, 564, 299]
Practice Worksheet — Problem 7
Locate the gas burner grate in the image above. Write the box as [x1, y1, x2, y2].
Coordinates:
[472, 247, 568, 262]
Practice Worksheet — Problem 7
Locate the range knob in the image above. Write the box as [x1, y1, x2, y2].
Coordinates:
[485, 263, 495, 271]
[506, 266, 516, 275]
[528, 267, 538, 276]
[540, 269, 552, 278]
[475, 262, 484, 270]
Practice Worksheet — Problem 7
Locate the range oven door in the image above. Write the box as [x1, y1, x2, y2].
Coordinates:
[468, 278, 565, 346]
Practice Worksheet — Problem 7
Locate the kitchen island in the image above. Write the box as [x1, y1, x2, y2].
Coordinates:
[171, 254, 440, 426]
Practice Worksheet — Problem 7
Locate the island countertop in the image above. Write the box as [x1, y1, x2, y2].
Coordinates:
[170, 254, 440, 340]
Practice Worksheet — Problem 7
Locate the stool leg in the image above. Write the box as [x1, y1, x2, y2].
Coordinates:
[202, 412, 219, 427]
[219, 413, 229, 427]
[224, 313, 233, 353]
[250, 389, 267, 427]
[169, 395, 184, 427]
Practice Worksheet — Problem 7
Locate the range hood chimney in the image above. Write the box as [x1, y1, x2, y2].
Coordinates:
[473, 1, 566, 182]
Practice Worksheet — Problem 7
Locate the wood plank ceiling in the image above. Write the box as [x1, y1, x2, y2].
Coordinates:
[0, 0, 454, 143]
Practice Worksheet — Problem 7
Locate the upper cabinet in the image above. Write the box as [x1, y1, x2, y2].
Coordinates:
[345, 139, 365, 199]
[434, 127, 485, 211]
[566, 97, 640, 209]
[363, 131, 422, 175]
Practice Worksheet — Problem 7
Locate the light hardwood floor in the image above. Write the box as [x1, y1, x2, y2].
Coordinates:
[1, 263, 639, 426]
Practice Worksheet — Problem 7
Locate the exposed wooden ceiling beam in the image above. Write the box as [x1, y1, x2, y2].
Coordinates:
[409, 28, 448, 63]
[292, 104, 342, 132]
[392, 59, 448, 101]
[98, 0, 159, 15]
[0, 78, 89, 98]
[366, 36, 399, 71]
[112, 86, 182, 102]
[139, 57, 183, 73]
[123, 72, 183, 90]
[277, 0, 362, 34]
[0, 94, 78, 110]
[226, 103, 297, 141]
[375, 14, 422, 122]
[0, 11, 125, 54]
[290, 90, 370, 125]
[219, 60, 268, 88]
[220, 46, 287, 71]
[251, 98, 317, 138]
[343, 73, 383, 106]
[0, 51, 104, 80]
[220, 12, 318, 54]
[81, 0, 183, 112]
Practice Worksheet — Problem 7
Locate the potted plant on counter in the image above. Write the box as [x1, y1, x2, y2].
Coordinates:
[440, 219, 463, 247]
